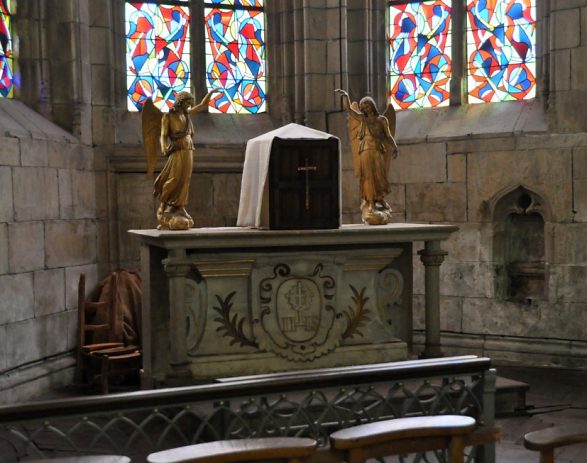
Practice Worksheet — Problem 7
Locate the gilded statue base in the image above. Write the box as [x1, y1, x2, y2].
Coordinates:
[157, 206, 194, 230]
[361, 199, 393, 225]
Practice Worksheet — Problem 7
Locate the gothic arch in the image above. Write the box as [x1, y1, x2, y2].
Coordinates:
[488, 184, 552, 224]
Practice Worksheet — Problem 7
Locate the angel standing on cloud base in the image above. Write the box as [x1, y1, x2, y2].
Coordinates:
[142, 90, 218, 230]
[335, 89, 399, 225]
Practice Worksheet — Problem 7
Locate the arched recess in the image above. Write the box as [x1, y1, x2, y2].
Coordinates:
[489, 185, 551, 303]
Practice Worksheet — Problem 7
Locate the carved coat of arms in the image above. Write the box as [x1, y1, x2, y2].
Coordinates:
[252, 262, 346, 361]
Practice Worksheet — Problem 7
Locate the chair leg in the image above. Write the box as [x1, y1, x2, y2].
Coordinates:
[347, 448, 365, 463]
[100, 357, 110, 394]
[448, 435, 466, 463]
[540, 449, 555, 463]
[74, 351, 83, 384]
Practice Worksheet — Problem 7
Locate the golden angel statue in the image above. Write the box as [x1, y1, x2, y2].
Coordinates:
[142, 90, 218, 230]
[335, 89, 399, 225]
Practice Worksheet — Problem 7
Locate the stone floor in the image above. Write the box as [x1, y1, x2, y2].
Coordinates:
[493, 365, 587, 463]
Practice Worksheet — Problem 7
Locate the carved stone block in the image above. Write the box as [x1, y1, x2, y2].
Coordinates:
[133, 225, 467, 384]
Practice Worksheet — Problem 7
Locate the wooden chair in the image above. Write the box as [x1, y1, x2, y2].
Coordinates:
[74, 272, 141, 394]
[146, 437, 317, 463]
[524, 424, 587, 463]
[329, 415, 479, 463]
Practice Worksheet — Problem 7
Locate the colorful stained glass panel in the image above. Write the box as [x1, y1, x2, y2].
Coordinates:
[209, 0, 264, 7]
[205, 5, 266, 113]
[388, 0, 452, 110]
[466, 0, 536, 103]
[125, 2, 191, 111]
[0, 0, 14, 98]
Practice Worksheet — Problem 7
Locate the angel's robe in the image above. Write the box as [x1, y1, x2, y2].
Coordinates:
[356, 116, 392, 203]
[153, 111, 194, 208]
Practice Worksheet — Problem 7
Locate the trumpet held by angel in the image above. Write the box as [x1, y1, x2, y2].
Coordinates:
[334, 89, 399, 225]
[142, 90, 218, 230]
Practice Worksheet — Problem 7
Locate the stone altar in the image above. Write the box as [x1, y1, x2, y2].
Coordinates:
[130, 224, 457, 386]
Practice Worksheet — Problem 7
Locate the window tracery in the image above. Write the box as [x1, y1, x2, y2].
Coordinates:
[126, 1, 192, 111]
[125, 0, 266, 113]
[387, 0, 536, 109]
[204, 0, 266, 113]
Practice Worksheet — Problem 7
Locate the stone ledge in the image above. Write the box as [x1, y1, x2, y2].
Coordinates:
[0, 99, 78, 142]
[106, 144, 245, 174]
[182, 342, 408, 384]
[396, 99, 547, 144]
[413, 331, 587, 369]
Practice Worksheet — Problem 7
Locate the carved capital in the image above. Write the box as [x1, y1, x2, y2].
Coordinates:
[162, 259, 192, 278]
[418, 249, 448, 267]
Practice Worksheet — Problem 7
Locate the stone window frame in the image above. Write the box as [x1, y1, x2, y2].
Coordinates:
[386, 0, 541, 109]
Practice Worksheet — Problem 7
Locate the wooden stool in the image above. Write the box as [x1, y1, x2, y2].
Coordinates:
[147, 437, 317, 463]
[27, 456, 130, 463]
[524, 424, 587, 463]
[329, 415, 476, 463]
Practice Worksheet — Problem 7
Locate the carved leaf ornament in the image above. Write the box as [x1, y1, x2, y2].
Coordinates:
[342, 285, 371, 340]
[213, 291, 258, 348]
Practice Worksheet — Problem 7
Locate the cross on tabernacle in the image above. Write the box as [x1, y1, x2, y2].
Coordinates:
[297, 157, 317, 210]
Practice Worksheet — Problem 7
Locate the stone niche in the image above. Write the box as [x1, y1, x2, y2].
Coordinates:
[491, 186, 550, 303]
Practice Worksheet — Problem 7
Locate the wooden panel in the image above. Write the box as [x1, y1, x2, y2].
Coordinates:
[268, 137, 340, 230]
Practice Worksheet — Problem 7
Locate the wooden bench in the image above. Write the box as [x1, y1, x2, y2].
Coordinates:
[328, 415, 493, 463]
[524, 424, 587, 463]
[147, 437, 317, 463]
[27, 456, 130, 463]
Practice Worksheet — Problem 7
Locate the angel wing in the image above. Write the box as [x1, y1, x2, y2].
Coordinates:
[348, 100, 362, 177]
[381, 104, 397, 175]
[382, 103, 396, 137]
[141, 99, 163, 177]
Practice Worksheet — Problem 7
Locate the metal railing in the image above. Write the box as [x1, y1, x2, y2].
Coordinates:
[0, 356, 496, 463]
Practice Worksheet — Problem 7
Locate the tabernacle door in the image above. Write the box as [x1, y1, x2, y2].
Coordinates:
[269, 137, 340, 230]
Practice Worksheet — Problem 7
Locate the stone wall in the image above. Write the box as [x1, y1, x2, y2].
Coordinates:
[403, 129, 587, 367]
[0, 100, 101, 404]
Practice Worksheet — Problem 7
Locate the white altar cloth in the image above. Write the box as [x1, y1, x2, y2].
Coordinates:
[237, 123, 340, 228]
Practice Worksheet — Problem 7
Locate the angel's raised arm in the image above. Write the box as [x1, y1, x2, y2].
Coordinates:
[188, 89, 221, 115]
[334, 89, 362, 120]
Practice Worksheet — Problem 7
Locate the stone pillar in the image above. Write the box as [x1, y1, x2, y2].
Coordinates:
[418, 240, 447, 358]
[162, 249, 191, 380]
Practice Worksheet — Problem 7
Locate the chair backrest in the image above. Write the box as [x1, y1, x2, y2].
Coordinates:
[147, 437, 317, 463]
[524, 424, 587, 463]
[329, 415, 477, 463]
[78, 272, 116, 347]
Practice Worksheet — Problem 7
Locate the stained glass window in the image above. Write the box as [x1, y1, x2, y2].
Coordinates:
[387, 0, 536, 109]
[125, 1, 191, 111]
[466, 0, 536, 103]
[388, 0, 452, 110]
[0, 0, 14, 98]
[204, 0, 266, 113]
